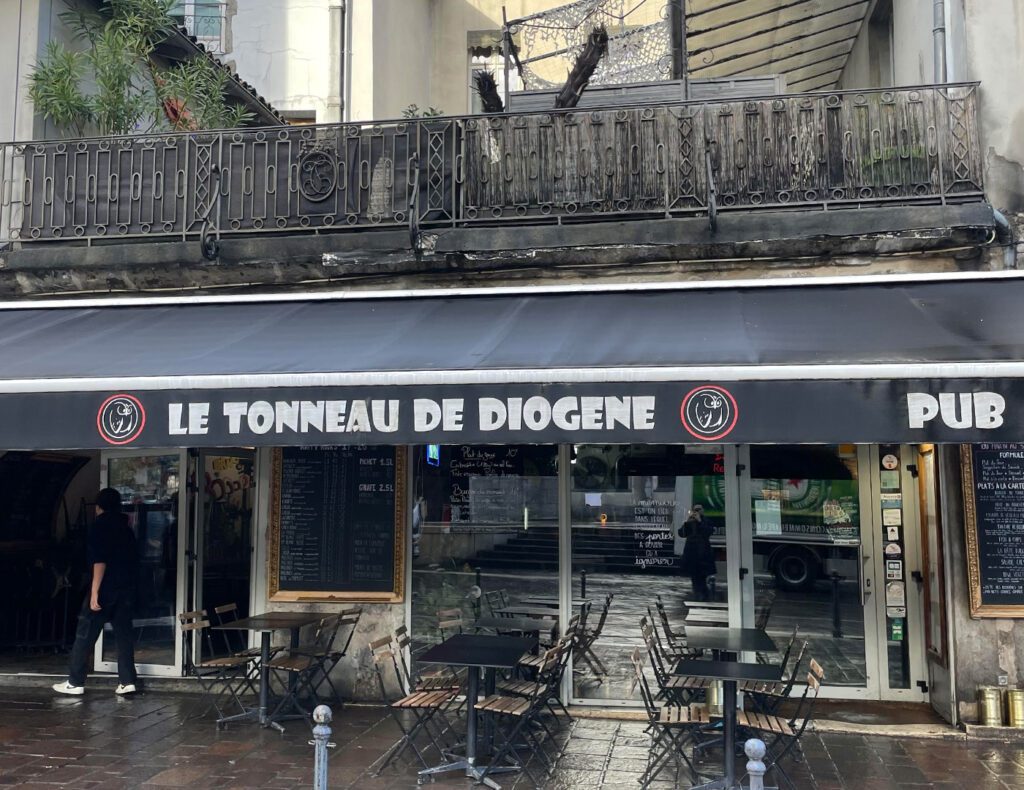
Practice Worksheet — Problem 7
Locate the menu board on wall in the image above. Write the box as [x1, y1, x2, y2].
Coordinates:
[269, 446, 406, 602]
[961, 444, 1024, 617]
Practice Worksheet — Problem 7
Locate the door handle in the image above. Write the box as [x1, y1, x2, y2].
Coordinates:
[860, 555, 871, 607]
[739, 567, 749, 580]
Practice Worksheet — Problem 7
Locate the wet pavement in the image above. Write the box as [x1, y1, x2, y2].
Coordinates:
[1, 689, 1024, 788]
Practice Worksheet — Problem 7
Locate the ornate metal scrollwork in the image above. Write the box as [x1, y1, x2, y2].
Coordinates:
[298, 147, 338, 202]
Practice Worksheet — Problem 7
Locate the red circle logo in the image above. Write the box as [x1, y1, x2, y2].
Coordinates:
[97, 394, 146, 445]
[680, 385, 738, 441]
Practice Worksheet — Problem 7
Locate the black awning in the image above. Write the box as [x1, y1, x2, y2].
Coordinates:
[0, 275, 1022, 449]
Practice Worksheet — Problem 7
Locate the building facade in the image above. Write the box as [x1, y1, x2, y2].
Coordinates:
[0, 0, 1023, 726]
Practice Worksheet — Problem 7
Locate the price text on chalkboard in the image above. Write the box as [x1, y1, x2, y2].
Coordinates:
[269, 446, 406, 602]
[961, 444, 1024, 618]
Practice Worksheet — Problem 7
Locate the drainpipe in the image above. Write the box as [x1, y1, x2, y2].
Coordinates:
[933, 0, 946, 83]
[993, 209, 1018, 270]
[327, 1, 347, 123]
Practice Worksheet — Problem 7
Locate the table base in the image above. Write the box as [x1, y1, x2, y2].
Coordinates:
[418, 756, 520, 790]
[691, 781, 777, 790]
[216, 706, 285, 733]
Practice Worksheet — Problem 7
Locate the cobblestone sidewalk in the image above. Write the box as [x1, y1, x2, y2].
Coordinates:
[0, 689, 1022, 788]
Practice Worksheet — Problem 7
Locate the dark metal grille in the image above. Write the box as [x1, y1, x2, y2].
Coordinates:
[0, 84, 984, 246]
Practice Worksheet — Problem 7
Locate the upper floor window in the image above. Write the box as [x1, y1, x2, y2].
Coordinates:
[171, 1, 226, 55]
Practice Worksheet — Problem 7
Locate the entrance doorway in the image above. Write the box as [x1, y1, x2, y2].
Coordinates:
[97, 451, 186, 677]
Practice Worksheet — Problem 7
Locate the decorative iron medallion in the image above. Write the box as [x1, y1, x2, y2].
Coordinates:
[298, 148, 337, 202]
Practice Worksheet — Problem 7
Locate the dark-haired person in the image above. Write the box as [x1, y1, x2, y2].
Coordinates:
[53, 488, 139, 695]
[679, 504, 715, 602]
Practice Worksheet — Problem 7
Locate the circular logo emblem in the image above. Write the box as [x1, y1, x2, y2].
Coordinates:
[97, 394, 146, 445]
[680, 385, 738, 441]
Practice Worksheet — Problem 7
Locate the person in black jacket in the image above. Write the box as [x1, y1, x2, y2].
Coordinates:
[53, 488, 139, 695]
[679, 504, 715, 602]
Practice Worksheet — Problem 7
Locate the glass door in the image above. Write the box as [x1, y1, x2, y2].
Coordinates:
[193, 451, 256, 662]
[739, 445, 880, 698]
[96, 451, 187, 677]
[568, 444, 737, 704]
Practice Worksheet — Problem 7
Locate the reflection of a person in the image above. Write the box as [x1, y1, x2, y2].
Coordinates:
[679, 505, 715, 602]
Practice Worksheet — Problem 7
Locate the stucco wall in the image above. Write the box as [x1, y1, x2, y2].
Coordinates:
[227, 0, 334, 120]
[961, 0, 1024, 213]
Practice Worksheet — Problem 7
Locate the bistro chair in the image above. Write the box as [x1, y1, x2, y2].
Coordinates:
[518, 612, 580, 675]
[369, 638, 458, 774]
[393, 625, 463, 693]
[265, 612, 353, 721]
[437, 608, 464, 641]
[484, 589, 510, 616]
[734, 658, 825, 790]
[177, 611, 254, 727]
[640, 619, 712, 706]
[744, 639, 809, 716]
[630, 647, 708, 789]
[654, 595, 693, 654]
[475, 647, 564, 788]
[646, 606, 701, 662]
[575, 593, 613, 676]
[499, 635, 574, 723]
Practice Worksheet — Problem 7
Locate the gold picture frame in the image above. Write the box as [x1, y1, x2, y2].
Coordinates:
[960, 444, 1024, 618]
[268, 446, 407, 603]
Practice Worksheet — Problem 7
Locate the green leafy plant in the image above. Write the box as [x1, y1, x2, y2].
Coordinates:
[402, 104, 445, 119]
[28, 0, 252, 136]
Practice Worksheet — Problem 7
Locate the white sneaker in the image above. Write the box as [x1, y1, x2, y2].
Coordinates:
[52, 681, 84, 696]
[114, 684, 137, 695]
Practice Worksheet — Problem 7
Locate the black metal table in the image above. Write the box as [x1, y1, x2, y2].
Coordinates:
[683, 627, 776, 658]
[213, 612, 324, 731]
[473, 616, 549, 635]
[418, 633, 536, 789]
[493, 605, 560, 619]
[672, 658, 783, 790]
[519, 596, 589, 608]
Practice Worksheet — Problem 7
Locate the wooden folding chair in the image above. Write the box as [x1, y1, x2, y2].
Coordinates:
[178, 612, 253, 727]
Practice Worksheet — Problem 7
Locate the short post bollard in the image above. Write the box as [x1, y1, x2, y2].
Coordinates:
[311, 705, 335, 790]
[745, 738, 767, 790]
[830, 572, 844, 638]
[580, 569, 587, 598]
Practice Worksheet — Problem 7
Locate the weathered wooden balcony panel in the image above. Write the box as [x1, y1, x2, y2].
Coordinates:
[0, 84, 983, 246]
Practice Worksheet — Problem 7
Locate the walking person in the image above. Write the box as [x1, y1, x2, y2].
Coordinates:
[53, 488, 139, 695]
[679, 504, 715, 602]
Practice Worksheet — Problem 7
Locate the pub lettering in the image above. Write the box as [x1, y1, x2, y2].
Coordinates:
[907, 392, 1005, 430]
[166, 395, 657, 436]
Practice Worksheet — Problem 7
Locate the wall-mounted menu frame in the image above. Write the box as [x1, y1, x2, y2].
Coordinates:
[268, 446, 407, 603]
[961, 444, 1024, 618]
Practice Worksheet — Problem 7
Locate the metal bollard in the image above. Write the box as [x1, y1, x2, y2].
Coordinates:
[580, 569, 587, 598]
[311, 705, 335, 790]
[830, 572, 844, 638]
[745, 738, 767, 790]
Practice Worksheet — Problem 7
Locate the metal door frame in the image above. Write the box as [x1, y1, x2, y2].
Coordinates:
[95, 449, 188, 678]
[864, 445, 929, 702]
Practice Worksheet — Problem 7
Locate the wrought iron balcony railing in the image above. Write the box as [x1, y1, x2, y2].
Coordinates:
[0, 83, 983, 247]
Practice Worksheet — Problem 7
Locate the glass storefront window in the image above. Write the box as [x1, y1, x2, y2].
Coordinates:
[410, 445, 559, 658]
[570, 444, 725, 701]
[749, 445, 865, 687]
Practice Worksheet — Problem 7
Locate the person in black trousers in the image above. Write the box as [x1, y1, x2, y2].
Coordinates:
[53, 488, 139, 695]
[680, 504, 716, 602]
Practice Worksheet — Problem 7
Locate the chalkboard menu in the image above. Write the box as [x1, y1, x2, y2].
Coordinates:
[269, 446, 406, 602]
[961, 444, 1024, 617]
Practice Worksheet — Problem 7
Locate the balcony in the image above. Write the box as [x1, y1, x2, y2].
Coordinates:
[0, 84, 984, 249]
